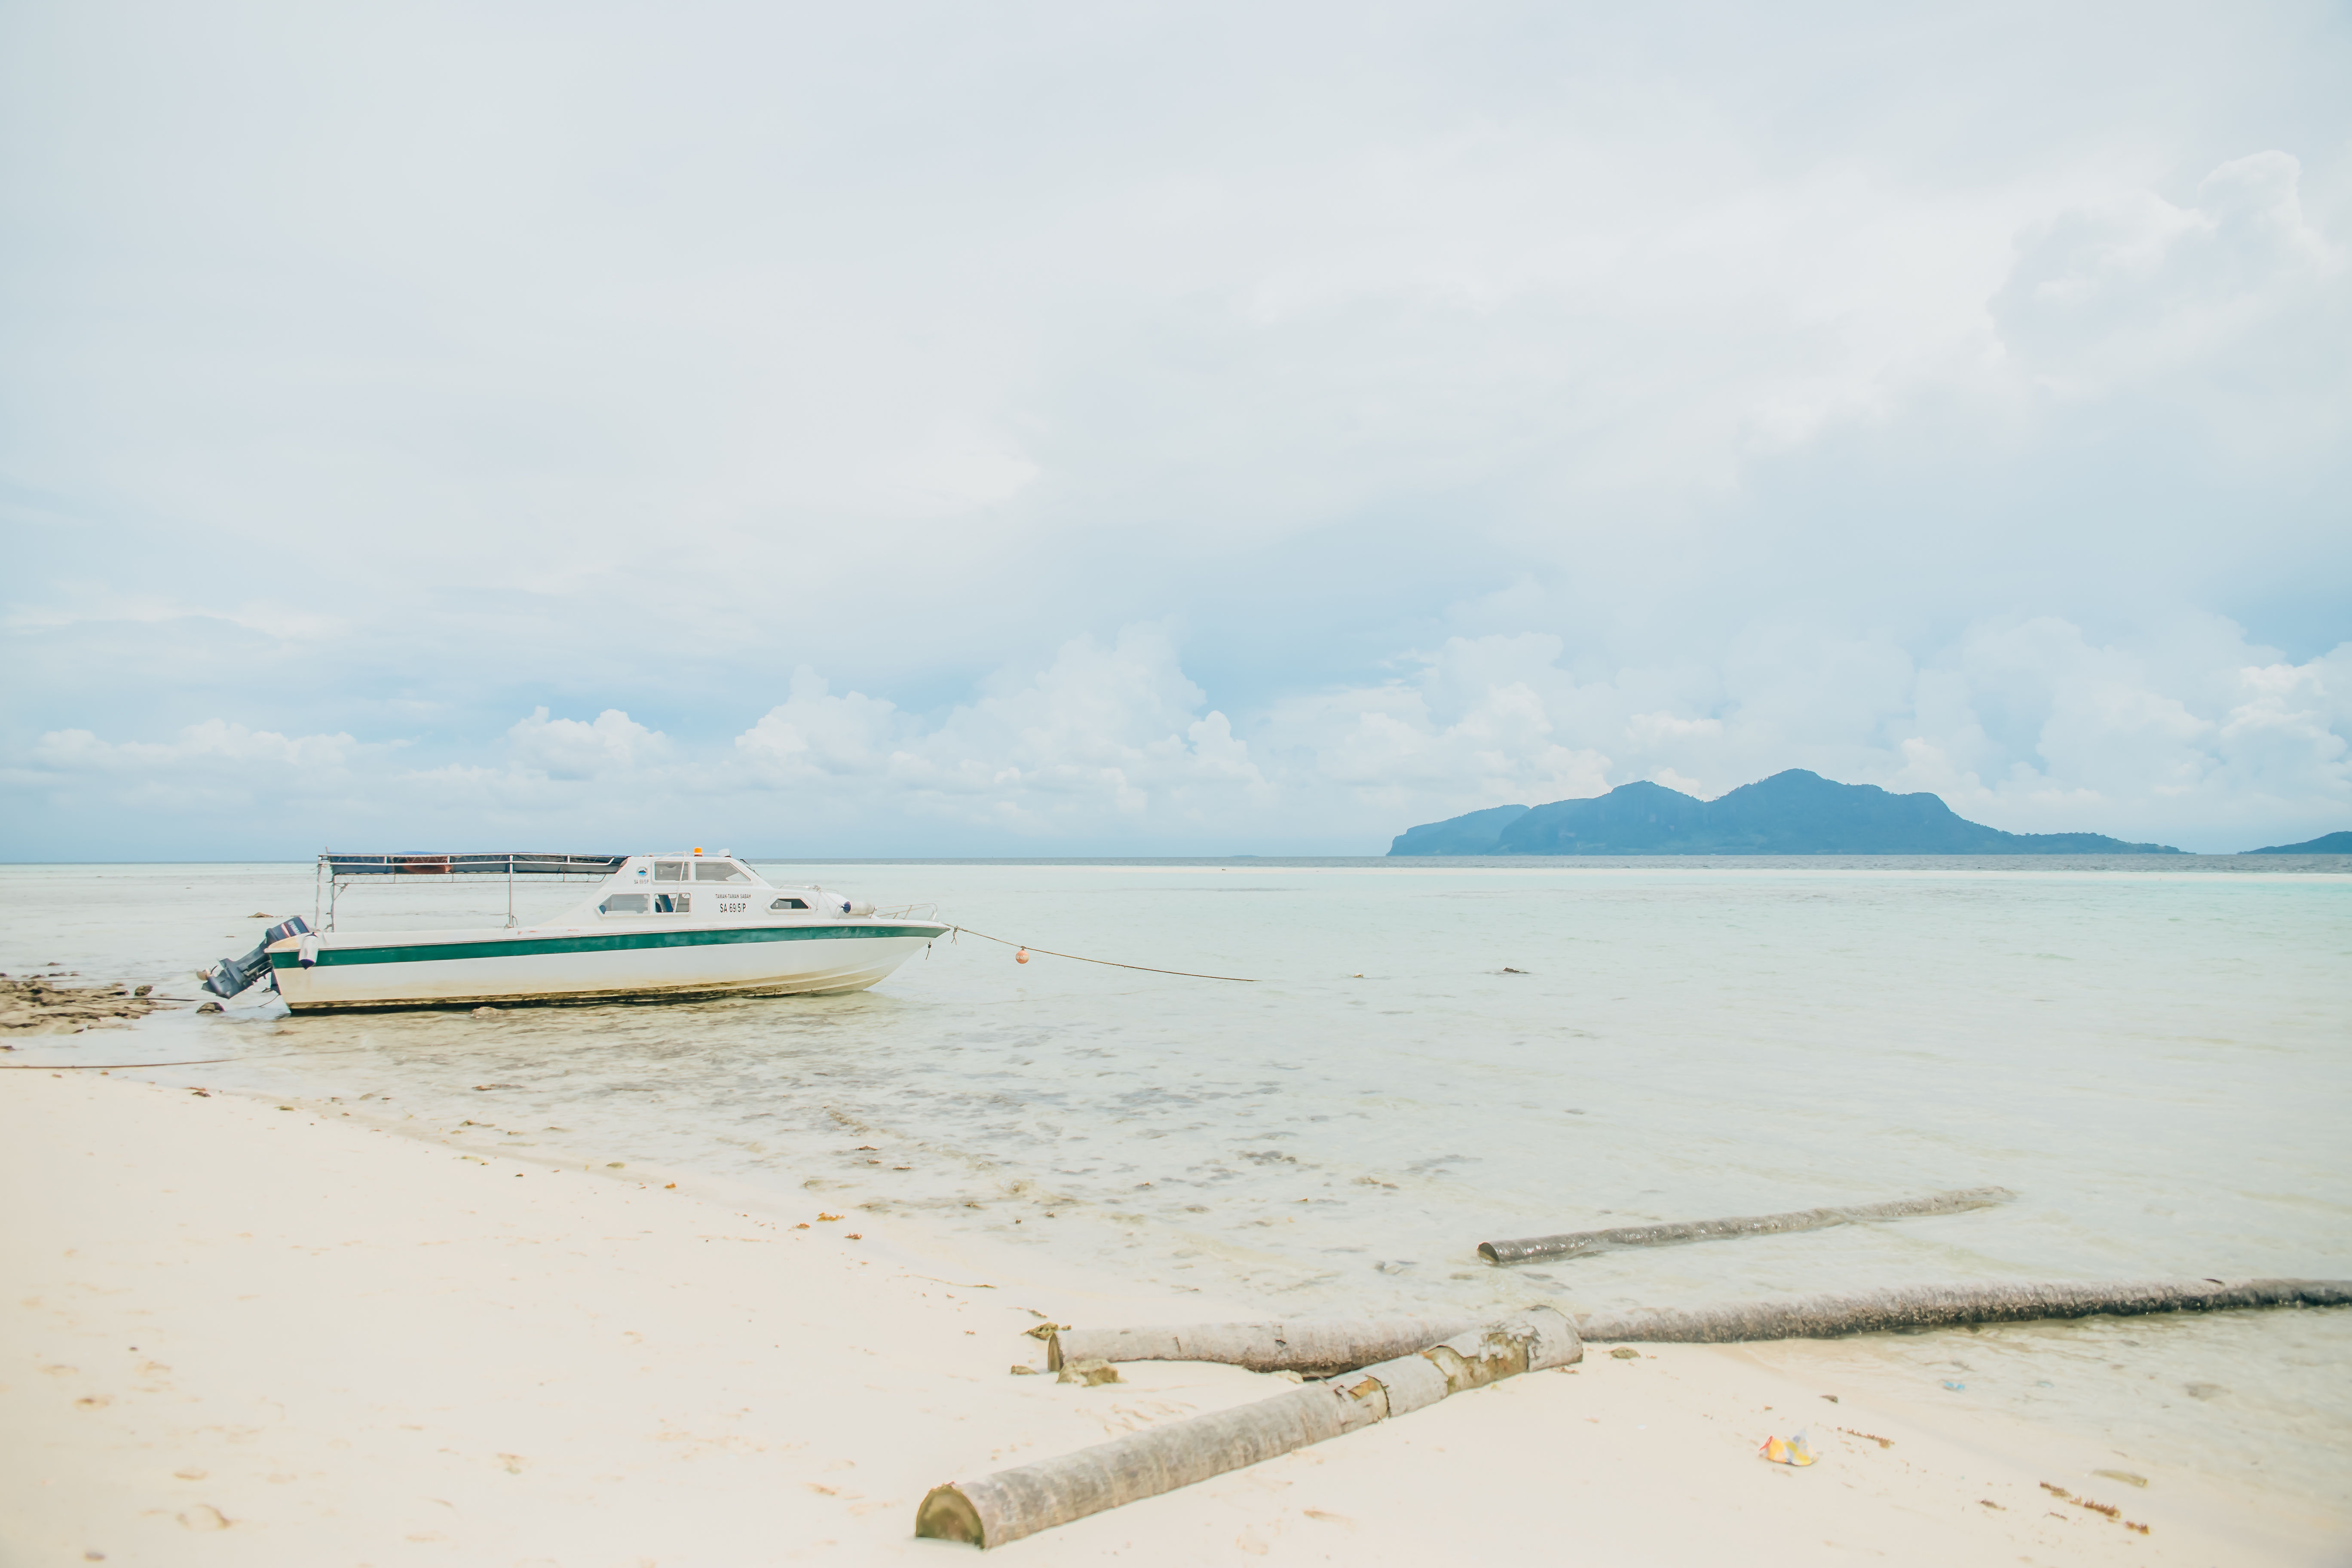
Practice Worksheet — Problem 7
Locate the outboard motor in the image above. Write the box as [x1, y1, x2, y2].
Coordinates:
[202, 916, 311, 999]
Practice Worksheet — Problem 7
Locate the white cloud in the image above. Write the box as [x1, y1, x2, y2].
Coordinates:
[734, 670, 909, 784]
[506, 707, 667, 781]
[1873, 623, 2350, 842]
[29, 719, 363, 777]
[10, 617, 2349, 853]
[736, 628, 1273, 835]
[2208, 651, 2352, 801]
[1628, 712, 1723, 747]
[1996, 152, 2339, 389]
[5, 720, 384, 819]
[1988, 150, 2352, 472]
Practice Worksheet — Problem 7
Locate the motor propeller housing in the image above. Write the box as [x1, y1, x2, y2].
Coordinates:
[202, 916, 311, 999]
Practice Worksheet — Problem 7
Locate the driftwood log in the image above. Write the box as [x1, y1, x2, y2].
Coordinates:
[1478, 1186, 2016, 1265]
[1576, 1277, 2352, 1342]
[1046, 1315, 1486, 1375]
[1044, 1277, 2352, 1382]
[919, 1309, 1581, 1548]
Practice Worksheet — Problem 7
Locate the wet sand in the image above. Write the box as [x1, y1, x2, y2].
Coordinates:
[3, 1069, 2337, 1565]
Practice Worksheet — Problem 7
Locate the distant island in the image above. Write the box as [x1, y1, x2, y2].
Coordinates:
[1388, 769, 2184, 856]
[2241, 831, 2352, 854]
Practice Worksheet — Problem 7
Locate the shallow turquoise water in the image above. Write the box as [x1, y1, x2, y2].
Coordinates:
[7, 858, 2349, 1510]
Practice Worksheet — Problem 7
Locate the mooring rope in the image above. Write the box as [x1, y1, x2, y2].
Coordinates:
[3, 1055, 242, 1071]
[0, 1039, 400, 1072]
[950, 925, 1259, 983]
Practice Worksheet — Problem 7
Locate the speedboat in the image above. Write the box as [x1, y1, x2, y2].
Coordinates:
[205, 849, 947, 1012]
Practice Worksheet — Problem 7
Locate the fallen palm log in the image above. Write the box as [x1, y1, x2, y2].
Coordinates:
[1576, 1277, 2352, 1343]
[1478, 1185, 2017, 1265]
[1044, 1314, 1486, 1375]
[1048, 1276, 2352, 1380]
[919, 1309, 1580, 1548]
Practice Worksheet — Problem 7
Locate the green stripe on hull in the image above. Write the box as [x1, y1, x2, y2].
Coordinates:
[271, 924, 943, 969]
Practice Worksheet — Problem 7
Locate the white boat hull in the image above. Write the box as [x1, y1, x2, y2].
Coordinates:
[269, 919, 947, 1012]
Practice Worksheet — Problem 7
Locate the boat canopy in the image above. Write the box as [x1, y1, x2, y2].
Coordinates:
[322, 852, 627, 879]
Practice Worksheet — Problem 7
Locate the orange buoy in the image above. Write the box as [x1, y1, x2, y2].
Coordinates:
[1014, 948, 1031, 965]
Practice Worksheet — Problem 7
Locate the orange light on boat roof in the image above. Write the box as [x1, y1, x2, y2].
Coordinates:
[693, 847, 703, 855]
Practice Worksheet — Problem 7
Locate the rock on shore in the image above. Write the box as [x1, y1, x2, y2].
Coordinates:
[0, 976, 175, 1036]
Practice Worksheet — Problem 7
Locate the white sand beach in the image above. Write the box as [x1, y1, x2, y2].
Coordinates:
[6, 1069, 2339, 1566]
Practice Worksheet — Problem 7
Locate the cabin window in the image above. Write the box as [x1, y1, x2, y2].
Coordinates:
[654, 892, 690, 913]
[600, 894, 649, 915]
[653, 861, 689, 882]
[694, 861, 745, 882]
[770, 897, 808, 910]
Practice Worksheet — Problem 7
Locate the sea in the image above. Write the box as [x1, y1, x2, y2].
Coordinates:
[7, 857, 2349, 1518]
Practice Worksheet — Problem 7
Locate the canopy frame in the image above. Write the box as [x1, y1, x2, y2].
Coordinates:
[315, 852, 627, 931]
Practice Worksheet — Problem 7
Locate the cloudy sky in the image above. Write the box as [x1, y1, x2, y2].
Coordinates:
[3, 0, 2347, 858]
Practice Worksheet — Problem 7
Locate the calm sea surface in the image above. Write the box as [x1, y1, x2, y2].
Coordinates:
[7, 858, 2349, 1513]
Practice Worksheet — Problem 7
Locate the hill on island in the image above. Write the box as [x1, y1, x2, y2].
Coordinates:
[2241, 831, 2352, 854]
[1387, 769, 2184, 856]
